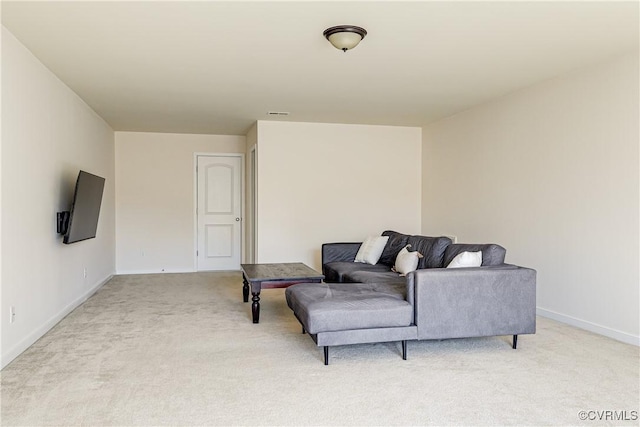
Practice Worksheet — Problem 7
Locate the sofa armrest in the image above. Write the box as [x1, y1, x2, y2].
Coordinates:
[408, 266, 536, 340]
[322, 242, 362, 264]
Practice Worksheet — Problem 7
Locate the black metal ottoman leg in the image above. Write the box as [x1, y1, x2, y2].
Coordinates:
[242, 275, 249, 303]
[512, 335, 518, 349]
[324, 346, 329, 365]
[251, 292, 260, 323]
[402, 340, 407, 360]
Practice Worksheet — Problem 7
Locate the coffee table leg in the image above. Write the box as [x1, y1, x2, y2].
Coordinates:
[242, 275, 249, 303]
[251, 292, 260, 323]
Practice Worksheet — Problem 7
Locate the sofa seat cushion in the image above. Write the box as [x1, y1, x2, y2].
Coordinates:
[343, 271, 406, 287]
[323, 261, 392, 283]
[285, 282, 413, 334]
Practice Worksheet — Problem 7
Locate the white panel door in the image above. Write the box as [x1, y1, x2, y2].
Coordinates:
[197, 155, 242, 270]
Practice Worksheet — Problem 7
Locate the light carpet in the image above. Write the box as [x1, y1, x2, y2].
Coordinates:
[1, 272, 638, 426]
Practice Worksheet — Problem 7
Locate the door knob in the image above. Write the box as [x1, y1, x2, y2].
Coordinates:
[236, 218, 240, 221]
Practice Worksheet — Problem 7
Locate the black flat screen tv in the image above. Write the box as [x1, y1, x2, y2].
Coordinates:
[63, 170, 105, 244]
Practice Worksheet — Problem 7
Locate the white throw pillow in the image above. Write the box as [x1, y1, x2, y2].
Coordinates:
[354, 235, 389, 265]
[394, 245, 423, 276]
[447, 251, 483, 268]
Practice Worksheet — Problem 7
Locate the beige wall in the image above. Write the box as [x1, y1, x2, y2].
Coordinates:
[256, 121, 422, 270]
[422, 53, 639, 344]
[115, 132, 246, 273]
[1, 27, 116, 367]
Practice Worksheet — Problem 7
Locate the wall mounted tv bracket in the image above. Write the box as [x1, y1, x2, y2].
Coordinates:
[57, 211, 70, 235]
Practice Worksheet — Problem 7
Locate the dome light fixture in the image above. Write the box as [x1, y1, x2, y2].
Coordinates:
[323, 25, 367, 52]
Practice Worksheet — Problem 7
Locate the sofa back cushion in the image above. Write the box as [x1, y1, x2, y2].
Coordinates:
[407, 235, 452, 269]
[443, 243, 506, 267]
[378, 230, 410, 266]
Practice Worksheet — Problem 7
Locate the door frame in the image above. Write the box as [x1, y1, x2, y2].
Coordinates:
[193, 152, 245, 271]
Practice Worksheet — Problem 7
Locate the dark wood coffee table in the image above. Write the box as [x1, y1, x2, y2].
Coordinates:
[241, 262, 324, 323]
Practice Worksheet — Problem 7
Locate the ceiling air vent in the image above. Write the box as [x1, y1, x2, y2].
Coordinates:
[266, 111, 290, 116]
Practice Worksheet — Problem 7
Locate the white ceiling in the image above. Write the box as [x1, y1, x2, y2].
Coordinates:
[2, 1, 638, 136]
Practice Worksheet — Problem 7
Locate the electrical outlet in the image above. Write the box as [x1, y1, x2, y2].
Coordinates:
[9, 306, 15, 324]
[83, 268, 87, 278]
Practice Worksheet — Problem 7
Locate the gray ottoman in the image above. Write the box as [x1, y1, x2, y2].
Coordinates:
[285, 282, 417, 365]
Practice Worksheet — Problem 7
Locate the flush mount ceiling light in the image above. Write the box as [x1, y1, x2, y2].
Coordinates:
[323, 25, 367, 52]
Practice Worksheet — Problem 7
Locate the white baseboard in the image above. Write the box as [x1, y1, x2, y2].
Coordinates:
[537, 307, 639, 346]
[115, 269, 245, 275]
[115, 268, 195, 275]
[1, 274, 113, 370]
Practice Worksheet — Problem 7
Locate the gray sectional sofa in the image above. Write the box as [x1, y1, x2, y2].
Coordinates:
[285, 231, 537, 364]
